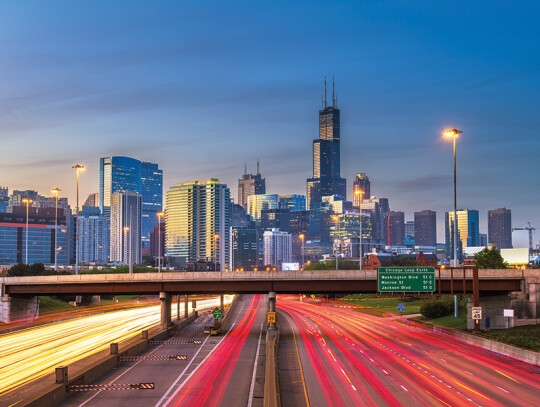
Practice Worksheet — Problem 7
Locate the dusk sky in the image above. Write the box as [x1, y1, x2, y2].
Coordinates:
[1, 1, 539, 246]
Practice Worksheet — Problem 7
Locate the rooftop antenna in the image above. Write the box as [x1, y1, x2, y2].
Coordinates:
[257, 159, 260, 175]
[244, 162, 247, 175]
[335, 92, 338, 108]
[324, 76, 327, 108]
[321, 94, 324, 109]
[332, 75, 335, 107]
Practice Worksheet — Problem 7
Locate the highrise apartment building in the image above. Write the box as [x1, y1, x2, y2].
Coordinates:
[445, 209, 479, 262]
[77, 206, 109, 263]
[110, 191, 142, 264]
[488, 208, 512, 249]
[414, 210, 437, 247]
[99, 156, 162, 247]
[165, 179, 230, 270]
[352, 173, 370, 208]
[230, 228, 258, 271]
[361, 197, 389, 242]
[307, 79, 346, 208]
[238, 161, 266, 210]
[263, 228, 292, 267]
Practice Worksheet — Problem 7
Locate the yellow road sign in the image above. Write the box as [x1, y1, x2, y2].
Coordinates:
[267, 312, 276, 324]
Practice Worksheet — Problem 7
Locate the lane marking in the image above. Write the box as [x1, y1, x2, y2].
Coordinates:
[280, 310, 310, 407]
[155, 299, 249, 407]
[497, 386, 509, 393]
[247, 321, 264, 407]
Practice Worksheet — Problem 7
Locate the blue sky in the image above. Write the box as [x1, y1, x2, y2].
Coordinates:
[1, 1, 539, 246]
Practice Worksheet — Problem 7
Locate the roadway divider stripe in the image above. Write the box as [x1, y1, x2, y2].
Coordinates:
[119, 355, 188, 361]
[149, 340, 203, 345]
[68, 383, 154, 391]
[170, 330, 210, 334]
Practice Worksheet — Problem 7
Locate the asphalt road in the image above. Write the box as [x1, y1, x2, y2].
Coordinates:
[277, 295, 540, 407]
[61, 294, 266, 407]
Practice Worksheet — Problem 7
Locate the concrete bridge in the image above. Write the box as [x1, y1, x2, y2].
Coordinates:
[1, 269, 538, 329]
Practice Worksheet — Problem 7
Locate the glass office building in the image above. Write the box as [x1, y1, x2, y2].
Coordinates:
[99, 156, 162, 248]
[445, 209, 480, 262]
[0, 208, 69, 265]
[278, 195, 306, 211]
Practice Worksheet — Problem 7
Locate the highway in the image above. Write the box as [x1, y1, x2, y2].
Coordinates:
[277, 296, 540, 407]
[62, 294, 266, 407]
[0, 296, 233, 402]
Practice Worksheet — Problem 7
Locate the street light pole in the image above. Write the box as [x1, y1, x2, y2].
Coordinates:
[332, 215, 339, 270]
[73, 164, 84, 275]
[22, 198, 33, 264]
[157, 212, 164, 272]
[123, 226, 129, 270]
[51, 188, 60, 272]
[214, 234, 219, 272]
[299, 234, 304, 270]
[355, 190, 364, 271]
[445, 128, 462, 319]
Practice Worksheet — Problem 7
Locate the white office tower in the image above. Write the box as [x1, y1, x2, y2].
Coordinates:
[264, 228, 292, 267]
[110, 191, 142, 264]
[77, 207, 109, 263]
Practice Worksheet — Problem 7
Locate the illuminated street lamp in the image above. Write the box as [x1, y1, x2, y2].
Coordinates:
[51, 188, 61, 272]
[332, 215, 339, 270]
[157, 212, 164, 273]
[299, 234, 305, 270]
[73, 164, 85, 275]
[444, 128, 462, 319]
[355, 189, 365, 271]
[123, 226, 131, 273]
[22, 198, 33, 264]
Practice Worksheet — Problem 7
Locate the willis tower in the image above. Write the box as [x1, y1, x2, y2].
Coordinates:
[307, 77, 346, 208]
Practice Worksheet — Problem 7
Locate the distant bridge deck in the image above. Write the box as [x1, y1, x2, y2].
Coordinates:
[0, 269, 526, 296]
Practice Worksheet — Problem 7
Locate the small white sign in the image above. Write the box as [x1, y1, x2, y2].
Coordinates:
[503, 309, 514, 318]
[472, 307, 482, 320]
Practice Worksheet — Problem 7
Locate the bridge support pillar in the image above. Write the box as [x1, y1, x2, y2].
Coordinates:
[184, 294, 189, 319]
[160, 292, 172, 329]
[268, 292, 276, 330]
[0, 295, 40, 323]
[192, 300, 196, 311]
[220, 294, 224, 314]
[176, 295, 180, 320]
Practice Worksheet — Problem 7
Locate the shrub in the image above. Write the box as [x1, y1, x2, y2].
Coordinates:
[420, 296, 454, 318]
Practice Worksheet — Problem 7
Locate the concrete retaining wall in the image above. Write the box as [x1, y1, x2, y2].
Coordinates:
[19, 313, 198, 407]
[433, 325, 540, 366]
[263, 328, 280, 407]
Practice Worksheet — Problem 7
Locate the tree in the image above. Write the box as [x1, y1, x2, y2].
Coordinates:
[473, 248, 508, 269]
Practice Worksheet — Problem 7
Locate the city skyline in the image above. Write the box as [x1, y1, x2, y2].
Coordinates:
[1, 1, 539, 248]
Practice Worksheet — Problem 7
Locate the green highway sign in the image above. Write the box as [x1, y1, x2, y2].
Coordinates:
[212, 308, 222, 319]
[378, 267, 435, 292]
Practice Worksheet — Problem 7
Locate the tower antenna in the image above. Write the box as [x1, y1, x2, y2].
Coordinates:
[257, 159, 260, 175]
[332, 75, 335, 107]
[324, 76, 327, 108]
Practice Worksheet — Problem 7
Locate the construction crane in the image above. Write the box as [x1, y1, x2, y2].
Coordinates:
[512, 221, 536, 251]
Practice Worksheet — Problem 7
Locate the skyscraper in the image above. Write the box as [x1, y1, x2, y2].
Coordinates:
[362, 197, 389, 242]
[445, 209, 479, 262]
[99, 156, 162, 248]
[352, 173, 370, 208]
[488, 208, 512, 249]
[238, 161, 266, 210]
[263, 228, 292, 267]
[279, 195, 306, 211]
[414, 210, 437, 247]
[165, 179, 230, 270]
[84, 193, 99, 207]
[247, 194, 278, 220]
[307, 78, 346, 208]
[110, 191, 142, 264]
[384, 211, 405, 246]
[78, 206, 109, 263]
[230, 228, 258, 271]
